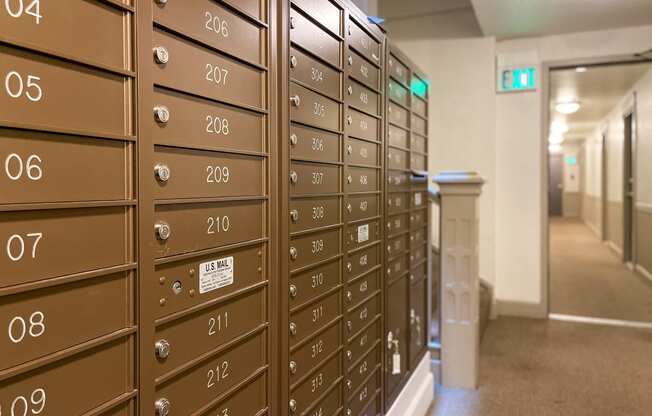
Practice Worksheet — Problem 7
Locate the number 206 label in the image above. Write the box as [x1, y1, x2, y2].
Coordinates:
[199, 256, 234, 294]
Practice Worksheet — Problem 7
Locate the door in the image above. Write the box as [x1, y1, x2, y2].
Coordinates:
[623, 113, 635, 263]
[549, 153, 564, 216]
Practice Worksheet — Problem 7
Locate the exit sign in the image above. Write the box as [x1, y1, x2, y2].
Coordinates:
[498, 67, 536, 92]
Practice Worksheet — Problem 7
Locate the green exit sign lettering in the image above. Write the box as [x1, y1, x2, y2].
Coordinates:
[498, 67, 537, 93]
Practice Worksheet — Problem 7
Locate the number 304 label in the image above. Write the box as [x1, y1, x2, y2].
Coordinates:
[199, 256, 234, 294]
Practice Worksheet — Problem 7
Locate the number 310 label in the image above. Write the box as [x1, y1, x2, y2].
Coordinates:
[199, 256, 234, 294]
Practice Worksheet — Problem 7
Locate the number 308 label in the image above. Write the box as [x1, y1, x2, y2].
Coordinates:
[199, 256, 234, 294]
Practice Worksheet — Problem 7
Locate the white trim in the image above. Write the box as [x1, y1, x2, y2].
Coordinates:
[636, 264, 652, 284]
[549, 313, 652, 329]
[636, 202, 652, 214]
[606, 240, 623, 256]
[386, 353, 435, 416]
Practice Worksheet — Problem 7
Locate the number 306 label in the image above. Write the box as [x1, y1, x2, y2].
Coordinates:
[199, 256, 234, 294]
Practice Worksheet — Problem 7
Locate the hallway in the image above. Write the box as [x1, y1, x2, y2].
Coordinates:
[549, 218, 652, 322]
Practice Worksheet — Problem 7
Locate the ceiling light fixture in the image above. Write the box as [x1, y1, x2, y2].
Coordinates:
[549, 144, 563, 153]
[550, 121, 569, 135]
[576, 67, 587, 73]
[555, 101, 581, 114]
[548, 134, 565, 145]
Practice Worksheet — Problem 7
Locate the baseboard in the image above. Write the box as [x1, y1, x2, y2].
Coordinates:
[584, 219, 600, 238]
[386, 352, 435, 416]
[496, 299, 547, 319]
[606, 240, 623, 256]
[635, 264, 652, 284]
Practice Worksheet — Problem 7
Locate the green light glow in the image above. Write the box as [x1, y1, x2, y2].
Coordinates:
[501, 67, 536, 91]
[411, 78, 428, 98]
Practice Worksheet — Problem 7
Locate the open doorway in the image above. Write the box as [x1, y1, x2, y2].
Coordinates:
[545, 61, 652, 324]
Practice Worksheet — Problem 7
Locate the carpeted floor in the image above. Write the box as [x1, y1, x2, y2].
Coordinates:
[549, 218, 652, 322]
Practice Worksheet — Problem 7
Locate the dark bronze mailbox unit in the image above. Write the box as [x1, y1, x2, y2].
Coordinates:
[1, 1, 428, 415]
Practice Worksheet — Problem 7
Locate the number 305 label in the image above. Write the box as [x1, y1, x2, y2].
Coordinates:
[199, 256, 234, 294]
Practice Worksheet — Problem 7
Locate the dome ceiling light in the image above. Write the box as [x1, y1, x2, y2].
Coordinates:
[555, 101, 581, 114]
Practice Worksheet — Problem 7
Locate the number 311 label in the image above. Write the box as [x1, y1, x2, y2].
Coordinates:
[199, 256, 234, 294]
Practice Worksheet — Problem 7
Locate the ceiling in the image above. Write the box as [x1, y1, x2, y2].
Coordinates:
[549, 63, 652, 142]
[379, 0, 472, 20]
[471, 0, 652, 39]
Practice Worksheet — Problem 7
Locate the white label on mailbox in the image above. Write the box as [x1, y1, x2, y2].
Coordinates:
[392, 352, 401, 375]
[414, 192, 422, 206]
[357, 224, 369, 243]
[199, 256, 234, 294]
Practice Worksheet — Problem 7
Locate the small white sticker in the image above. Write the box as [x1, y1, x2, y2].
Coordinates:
[392, 352, 401, 375]
[357, 224, 369, 243]
[199, 256, 234, 294]
[414, 192, 422, 206]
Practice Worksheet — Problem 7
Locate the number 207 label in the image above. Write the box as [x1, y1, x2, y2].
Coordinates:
[199, 256, 234, 294]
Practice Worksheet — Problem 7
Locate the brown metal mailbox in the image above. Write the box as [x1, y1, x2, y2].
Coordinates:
[155, 287, 266, 378]
[223, 0, 264, 22]
[345, 137, 380, 167]
[289, 291, 341, 347]
[388, 124, 409, 148]
[387, 192, 409, 214]
[387, 254, 409, 281]
[152, 29, 264, 109]
[0, 129, 129, 204]
[198, 372, 267, 416]
[387, 233, 409, 259]
[292, 0, 342, 35]
[410, 260, 428, 284]
[411, 152, 428, 171]
[290, 196, 341, 234]
[0, 1, 130, 70]
[289, 228, 340, 272]
[345, 345, 380, 400]
[290, 321, 341, 384]
[346, 294, 379, 336]
[289, 161, 340, 196]
[388, 79, 409, 107]
[347, 50, 380, 90]
[153, 200, 264, 258]
[154, 243, 265, 318]
[387, 213, 409, 236]
[290, 8, 341, 68]
[302, 382, 341, 416]
[345, 166, 379, 193]
[289, 351, 341, 415]
[386, 276, 408, 397]
[289, 259, 341, 309]
[347, 368, 380, 416]
[345, 193, 379, 223]
[360, 395, 381, 416]
[413, 96, 428, 118]
[0, 272, 130, 371]
[151, 88, 265, 153]
[388, 171, 410, 191]
[0, 46, 131, 136]
[347, 19, 380, 66]
[388, 102, 410, 129]
[411, 190, 427, 209]
[410, 279, 428, 364]
[345, 243, 380, 281]
[346, 318, 380, 368]
[347, 107, 380, 142]
[388, 147, 409, 170]
[289, 83, 341, 132]
[153, 147, 264, 200]
[346, 220, 380, 251]
[290, 47, 341, 100]
[345, 270, 380, 308]
[154, 0, 265, 66]
[290, 122, 341, 164]
[410, 242, 428, 265]
[0, 207, 128, 288]
[412, 115, 427, 136]
[411, 226, 428, 246]
[411, 134, 427, 154]
[155, 331, 266, 415]
[388, 55, 409, 86]
[346, 79, 380, 116]
[0, 337, 133, 416]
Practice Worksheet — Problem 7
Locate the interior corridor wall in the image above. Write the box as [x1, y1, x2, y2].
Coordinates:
[581, 136, 603, 235]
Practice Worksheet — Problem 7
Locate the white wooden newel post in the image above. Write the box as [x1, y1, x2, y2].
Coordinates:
[434, 171, 484, 389]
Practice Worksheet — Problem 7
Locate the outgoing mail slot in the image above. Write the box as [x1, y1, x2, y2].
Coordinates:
[0, 46, 131, 136]
[155, 331, 266, 415]
[151, 88, 265, 153]
[387, 192, 409, 214]
[345, 194, 379, 223]
[387, 234, 409, 258]
[153, 200, 264, 258]
[410, 279, 428, 364]
[292, 0, 342, 35]
[388, 147, 409, 170]
[290, 196, 341, 234]
[345, 345, 380, 400]
[347, 51, 380, 90]
[0, 337, 133, 416]
[290, 8, 341, 67]
[154, 287, 266, 378]
[346, 319, 380, 368]
[345, 270, 379, 308]
[290, 161, 340, 195]
[388, 79, 409, 107]
[412, 115, 427, 136]
[0, 207, 128, 288]
[410, 259, 428, 284]
[387, 254, 409, 281]
[347, 107, 380, 142]
[290, 47, 341, 99]
[223, 0, 264, 22]
[290, 83, 341, 132]
[386, 276, 408, 398]
[411, 152, 428, 171]
[347, 19, 380, 65]
[0, 1, 130, 70]
[346, 294, 379, 336]
[388, 54, 409, 85]
[198, 372, 267, 416]
[154, 243, 265, 319]
[290, 351, 341, 415]
[410, 209, 428, 230]
[346, 80, 380, 116]
[152, 29, 264, 109]
[346, 220, 380, 251]
[346, 166, 379, 193]
[346, 367, 380, 416]
[0, 272, 130, 371]
[412, 190, 426, 209]
[388, 124, 409, 148]
[345, 137, 380, 166]
[289, 259, 341, 309]
[387, 213, 409, 236]
[290, 321, 341, 384]
[0, 129, 129, 204]
[290, 123, 341, 164]
[289, 228, 341, 272]
[153, 146, 264, 200]
[154, 0, 265, 65]
[289, 291, 341, 347]
[413, 96, 428, 118]
[388, 102, 409, 129]
[346, 245, 379, 283]
[411, 134, 427, 154]
[388, 171, 410, 191]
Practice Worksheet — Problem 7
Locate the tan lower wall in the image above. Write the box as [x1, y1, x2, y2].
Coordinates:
[581, 194, 601, 236]
[562, 192, 581, 218]
[637, 207, 652, 275]
[607, 200, 623, 251]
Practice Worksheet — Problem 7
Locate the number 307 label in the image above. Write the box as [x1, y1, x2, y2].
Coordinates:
[199, 256, 234, 294]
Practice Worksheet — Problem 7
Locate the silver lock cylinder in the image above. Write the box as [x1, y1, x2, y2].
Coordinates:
[346, 203, 352, 213]
[155, 398, 171, 416]
[290, 55, 298, 68]
[346, 144, 353, 154]
[346, 291, 353, 302]
[155, 339, 171, 359]
[155, 221, 171, 241]
[347, 175, 352, 184]
[154, 164, 171, 182]
[346, 320, 352, 331]
[289, 322, 297, 335]
[290, 95, 301, 107]
[346, 379, 352, 390]
[289, 209, 299, 222]
[289, 171, 298, 184]
[289, 284, 298, 298]
[289, 399, 297, 413]
[289, 133, 298, 146]
[347, 85, 353, 95]
[346, 409, 352, 416]
[154, 0, 167, 4]
[346, 115, 353, 125]
[289, 360, 297, 374]
[153, 46, 169, 64]
[153, 105, 170, 123]
[290, 16, 296, 29]
[348, 55, 353, 66]
[346, 350, 352, 360]
[289, 247, 298, 260]
[346, 262, 352, 272]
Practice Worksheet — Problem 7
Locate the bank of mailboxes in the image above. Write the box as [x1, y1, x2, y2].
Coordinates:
[0, 1, 428, 415]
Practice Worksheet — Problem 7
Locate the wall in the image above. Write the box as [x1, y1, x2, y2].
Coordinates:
[581, 134, 603, 235]
[350, 0, 378, 16]
[560, 143, 581, 218]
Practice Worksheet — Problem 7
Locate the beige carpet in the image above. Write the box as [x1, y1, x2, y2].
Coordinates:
[549, 218, 652, 322]
[430, 317, 652, 416]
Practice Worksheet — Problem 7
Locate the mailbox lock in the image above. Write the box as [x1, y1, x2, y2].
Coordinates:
[346, 379, 352, 390]
[346, 409, 352, 416]
[289, 209, 299, 222]
[346, 350, 353, 360]
[346, 115, 353, 125]
[289, 133, 298, 146]
[290, 16, 296, 29]
[155, 0, 167, 4]
[347, 175, 352, 184]
[289, 171, 298, 184]
[153, 46, 169, 64]
[155, 339, 171, 359]
[289, 360, 297, 374]
[289, 247, 298, 260]
[346, 144, 353, 155]
[347, 85, 353, 95]
[348, 55, 353, 66]
[289, 322, 297, 335]
[346, 203, 352, 213]
[290, 95, 301, 107]
[153, 105, 170, 123]
[155, 398, 171, 416]
[346, 320, 352, 331]
[289, 284, 298, 298]
[346, 262, 352, 272]
[155, 221, 172, 241]
[346, 291, 353, 302]
[289, 399, 297, 413]
[154, 164, 171, 182]
[290, 55, 298, 68]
